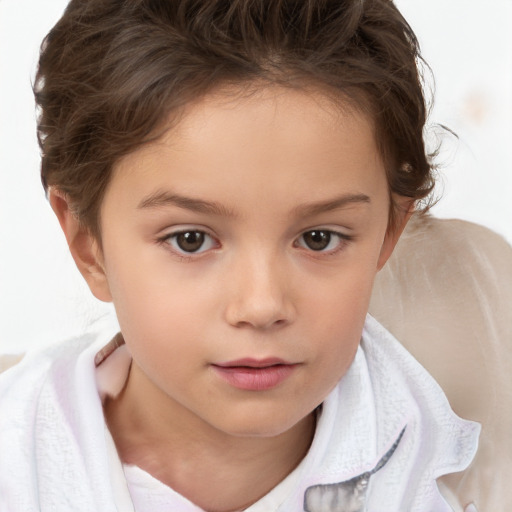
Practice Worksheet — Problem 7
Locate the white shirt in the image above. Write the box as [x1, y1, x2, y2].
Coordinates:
[98, 316, 480, 512]
[0, 315, 480, 512]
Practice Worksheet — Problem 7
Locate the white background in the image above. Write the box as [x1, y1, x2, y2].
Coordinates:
[1, 0, 511, 353]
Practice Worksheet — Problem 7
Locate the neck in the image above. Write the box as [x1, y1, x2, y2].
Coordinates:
[104, 361, 316, 512]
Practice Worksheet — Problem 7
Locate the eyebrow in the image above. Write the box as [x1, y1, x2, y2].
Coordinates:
[138, 190, 236, 217]
[293, 193, 371, 217]
[138, 190, 371, 218]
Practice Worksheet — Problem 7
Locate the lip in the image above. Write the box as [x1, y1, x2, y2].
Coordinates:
[212, 358, 298, 391]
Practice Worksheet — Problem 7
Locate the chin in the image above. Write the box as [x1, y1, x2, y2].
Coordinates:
[214, 408, 314, 440]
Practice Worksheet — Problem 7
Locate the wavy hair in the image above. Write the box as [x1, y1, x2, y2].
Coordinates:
[35, 0, 434, 237]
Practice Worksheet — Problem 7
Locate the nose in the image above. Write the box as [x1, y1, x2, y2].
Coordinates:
[224, 251, 296, 330]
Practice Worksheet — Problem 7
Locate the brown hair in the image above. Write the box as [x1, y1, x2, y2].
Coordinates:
[35, 0, 434, 238]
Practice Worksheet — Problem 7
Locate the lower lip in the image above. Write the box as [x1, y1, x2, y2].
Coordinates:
[212, 364, 297, 391]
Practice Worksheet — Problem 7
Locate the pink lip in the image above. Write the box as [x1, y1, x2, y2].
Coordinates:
[212, 358, 298, 391]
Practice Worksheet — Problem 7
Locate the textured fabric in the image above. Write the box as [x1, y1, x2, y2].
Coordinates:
[0, 333, 115, 512]
[0, 316, 479, 511]
[370, 215, 512, 511]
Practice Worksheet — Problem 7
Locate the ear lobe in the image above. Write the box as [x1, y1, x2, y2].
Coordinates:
[49, 188, 112, 303]
[376, 197, 414, 271]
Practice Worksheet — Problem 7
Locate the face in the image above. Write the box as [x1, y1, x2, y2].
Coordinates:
[91, 87, 403, 439]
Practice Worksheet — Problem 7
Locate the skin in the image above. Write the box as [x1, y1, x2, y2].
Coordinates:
[51, 86, 411, 512]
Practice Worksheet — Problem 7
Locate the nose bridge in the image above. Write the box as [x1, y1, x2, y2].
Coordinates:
[225, 244, 294, 329]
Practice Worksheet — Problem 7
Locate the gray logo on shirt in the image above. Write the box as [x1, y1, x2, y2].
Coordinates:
[303, 427, 405, 512]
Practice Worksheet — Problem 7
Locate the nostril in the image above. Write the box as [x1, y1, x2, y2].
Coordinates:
[225, 305, 292, 330]
[223, 274, 295, 329]
[232, 317, 288, 330]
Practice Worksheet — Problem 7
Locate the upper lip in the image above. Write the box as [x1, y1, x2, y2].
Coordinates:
[213, 357, 293, 368]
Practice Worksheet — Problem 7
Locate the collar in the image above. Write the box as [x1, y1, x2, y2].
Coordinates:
[94, 315, 480, 511]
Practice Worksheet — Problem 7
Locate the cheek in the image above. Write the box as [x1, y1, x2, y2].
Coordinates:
[303, 262, 376, 375]
[110, 276, 207, 388]
[113, 280, 201, 340]
[104, 251, 199, 347]
[305, 256, 376, 324]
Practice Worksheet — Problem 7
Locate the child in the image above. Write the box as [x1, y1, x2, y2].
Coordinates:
[0, 1, 480, 511]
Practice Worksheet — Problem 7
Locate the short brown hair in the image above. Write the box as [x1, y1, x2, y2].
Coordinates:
[35, 0, 434, 238]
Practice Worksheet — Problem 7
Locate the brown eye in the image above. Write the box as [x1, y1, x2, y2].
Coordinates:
[170, 231, 211, 253]
[301, 230, 332, 251]
[176, 231, 205, 252]
[297, 229, 349, 253]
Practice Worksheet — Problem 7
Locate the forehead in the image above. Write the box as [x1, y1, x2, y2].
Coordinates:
[170, 84, 374, 150]
[105, 85, 386, 217]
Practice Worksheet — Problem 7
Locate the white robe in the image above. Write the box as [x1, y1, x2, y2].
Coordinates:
[0, 315, 480, 511]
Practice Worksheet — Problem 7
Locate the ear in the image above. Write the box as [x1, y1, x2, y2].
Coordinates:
[376, 196, 414, 271]
[49, 188, 112, 302]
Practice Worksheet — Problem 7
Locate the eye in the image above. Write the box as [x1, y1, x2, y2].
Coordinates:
[296, 230, 347, 252]
[166, 230, 216, 254]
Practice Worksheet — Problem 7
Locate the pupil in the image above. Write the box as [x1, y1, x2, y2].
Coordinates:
[304, 230, 330, 251]
[177, 231, 205, 252]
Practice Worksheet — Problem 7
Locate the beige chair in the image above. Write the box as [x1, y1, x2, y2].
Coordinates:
[2, 215, 511, 510]
[370, 214, 512, 511]
[0, 354, 23, 374]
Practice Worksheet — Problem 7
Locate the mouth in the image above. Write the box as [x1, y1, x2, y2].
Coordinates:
[211, 358, 299, 391]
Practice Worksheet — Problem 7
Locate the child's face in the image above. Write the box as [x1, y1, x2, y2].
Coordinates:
[89, 87, 403, 438]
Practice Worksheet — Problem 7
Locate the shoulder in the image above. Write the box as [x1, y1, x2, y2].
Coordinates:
[0, 332, 117, 511]
[0, 332, 103, 412]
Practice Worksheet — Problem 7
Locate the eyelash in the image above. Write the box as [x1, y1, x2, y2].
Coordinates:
[157, 228, 353, 260]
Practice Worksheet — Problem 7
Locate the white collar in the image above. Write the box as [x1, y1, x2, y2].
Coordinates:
[95, 315, 480, 511]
